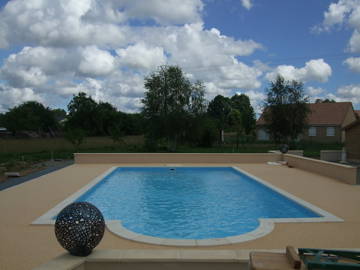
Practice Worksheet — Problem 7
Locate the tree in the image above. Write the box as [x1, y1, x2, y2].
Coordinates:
[51, 109, 67, 122]
[263, 76, 310, 143]
[230, 93, 256, 135]
[66, 92, 98, 135]
[66, 93, 126, 136]
[0, 113, 5, 127]
[185, 115, 217, 147]
[3, 101, 57, 135]
[315, 98, 336, 103]
[94, 102, 120, 135]
[64, 128, 86, 149]
[122, 113, 144, 135]
[207, 95, 232, 143]
[227, 109, 242, 150]
[142, 65, 206, 151]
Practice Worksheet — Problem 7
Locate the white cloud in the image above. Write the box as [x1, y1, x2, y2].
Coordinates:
[241, 0, 253, 10]
[216, 62, 262, 89]
[344, 57, 360, 73]
[323, 1, 351, 27]
[317, 0, 360, 52]
[0, 46, 116, 88]
[312, 84, 360, 106]
[0, 0, 126, 48]
[0, 86, 43, 112]
[307, 86, 325, 96]
[78, 46, 115, 77]
[0, 47, 53, 88]
[349, 30, 360, 52]
[54, 76, 145, 112]
[124, 0, 204, 25]
[266, 59, 332, 83]
[336, 84, 360, 104]
[116, 43, 166, 70]
[0, 0, 265, 113]
[0, 0, 205, 48]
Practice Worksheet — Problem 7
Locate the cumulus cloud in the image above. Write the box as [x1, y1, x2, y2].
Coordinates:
[241, 0, 253, 10]
[336, 84, 360, 104]
[307, 86, 325, 96]
[317, 0, 360, 52]
[0, 45, 117, 89]
[0, 85, 43, 112]
[0, 0, 128, 48]
[56, 76, 145, 112]
[349, 30, 360, 52]
[311, 84, 360, 106]
[0, 0, 264, 112]
[123, 0, 204, 25]
[266, 59, 332, 83]
[344, 57, 360, 73]
[0, 0, 205, 48]
[116, 43, 166, 70]
[78, 46, 115, 77]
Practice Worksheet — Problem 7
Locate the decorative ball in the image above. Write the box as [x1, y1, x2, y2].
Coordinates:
[55, 202, 105, 256]
[280, 144, 289, 154]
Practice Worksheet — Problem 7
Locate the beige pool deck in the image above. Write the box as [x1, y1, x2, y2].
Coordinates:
[1, 161, 360, 269]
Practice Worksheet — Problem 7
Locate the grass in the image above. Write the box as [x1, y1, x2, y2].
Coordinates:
[0, 136, 144, 153]
[0, 136, 144, 169]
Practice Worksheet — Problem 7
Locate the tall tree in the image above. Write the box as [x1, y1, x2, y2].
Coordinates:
[0, 113, 5, 127]
[142, 65, 206, 151]
[230, 93, 256, 135]
[66, 92, 98, 135]
[3, 101, 57, 135]
[263, 75, 310, 143]
[207, 95, 232, 143]
[227, 109, 242, 150]
[51, 109, 67, 122]
[94, 102, 120, 135]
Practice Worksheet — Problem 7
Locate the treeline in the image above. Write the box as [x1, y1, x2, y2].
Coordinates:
[0, 94, 143, 138]
[0, 65, 257, 150]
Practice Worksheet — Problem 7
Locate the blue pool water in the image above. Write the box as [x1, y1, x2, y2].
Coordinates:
[76, 167, 320, 239]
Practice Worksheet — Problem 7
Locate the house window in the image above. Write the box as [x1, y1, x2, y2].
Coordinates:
[308, 127, 316, 136]
[258, 129, 270, 141]
[326, 127, 335, 136]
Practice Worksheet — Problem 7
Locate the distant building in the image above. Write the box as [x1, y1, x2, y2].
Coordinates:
[0, 127, 11, 137]
[256, 102, 358, 143]
[343, 118, 360, 162]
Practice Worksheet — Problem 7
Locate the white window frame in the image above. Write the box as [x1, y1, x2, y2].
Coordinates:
[308, 127, 316, 137]
[326, 127, 335, 137]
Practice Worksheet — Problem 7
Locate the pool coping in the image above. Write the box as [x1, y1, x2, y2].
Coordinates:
[32, 165, 343, 246]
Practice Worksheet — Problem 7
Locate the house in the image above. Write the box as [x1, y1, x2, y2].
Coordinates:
[256, 102, 358, 143]
[0, 127, 11, 137]
[343, 118, 360, 162]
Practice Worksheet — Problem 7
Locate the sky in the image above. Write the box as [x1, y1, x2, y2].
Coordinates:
[0, 0, 359, 114]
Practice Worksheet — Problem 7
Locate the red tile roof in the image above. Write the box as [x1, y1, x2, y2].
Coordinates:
[257, 102, 353, 126]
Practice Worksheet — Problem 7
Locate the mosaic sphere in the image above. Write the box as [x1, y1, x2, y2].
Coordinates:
[280, 144, 289, 154]
[55, 202, 105, 256]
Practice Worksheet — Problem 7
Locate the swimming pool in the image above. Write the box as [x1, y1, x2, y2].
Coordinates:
[33, 166, 342, 246]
